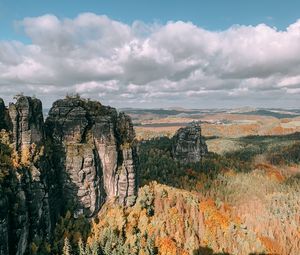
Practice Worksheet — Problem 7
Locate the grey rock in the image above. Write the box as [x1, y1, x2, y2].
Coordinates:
[0, 96, 138, 254]
[172, 123, 208, 164]
[0, 98, 10, 131]
[45, 97, 138, 216]
[0, 96, 51, 255]
[9, 96, 44, 151]
[0, 98, 6, 130]
[0, 190, 9, 255]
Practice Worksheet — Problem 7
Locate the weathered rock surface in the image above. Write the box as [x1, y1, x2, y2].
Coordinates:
[0, 98, 10, 130]
[172, 123, 208, 164]
[0, 98, 6, 129]
[0, 187, 9, 255]
[0, 98, 9, 255]
[0, 95, 138, 255]
[0, 96, 51, 255]
[9, 96, 44, 151]
[45, 97, 138, 217]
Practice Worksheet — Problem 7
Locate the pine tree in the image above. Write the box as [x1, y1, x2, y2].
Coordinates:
[78, 238, 86, 255]
[63, 237, 72, 255]
[91, 241, 99, 255]
[85, 246, 92, 255]
[146, 237, 158, 255]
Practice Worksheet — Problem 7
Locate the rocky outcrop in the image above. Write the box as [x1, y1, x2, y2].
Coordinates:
[0, 98, 6, 130]
[45, 97, 138, 217]
[116, 113, 137, 205]
[0, 96, 51, 255]
[0, 98, 10, 130]
[0, 95, 138, 255]
[0, 98, 9, 255]
[8, 96, 44, 151]
[7, 169, 51, 255]
[0, 186, 9, 255]
[172, 123, 208, 164]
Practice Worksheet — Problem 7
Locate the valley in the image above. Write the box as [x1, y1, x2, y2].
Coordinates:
[1, 98, 300, 255]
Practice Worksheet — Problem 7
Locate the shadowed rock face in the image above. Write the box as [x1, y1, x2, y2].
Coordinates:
[0, 96, 138, 255]
[0, 98, 10, 255]
[0, 96, 51, 255]
[0, 98, 6, 129]
[0, 98, 10, 130]
[45, 97, 138, 216]
[172, 123, 208, 164]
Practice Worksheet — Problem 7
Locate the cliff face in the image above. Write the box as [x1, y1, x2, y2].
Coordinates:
[0, 96, 51, 255]
[45, 97, 137, 217]
[8, 96, 44, 151]
[0, 96, 138, 255]
[172, 123, 208, 164]
[0, 98, 10, 130]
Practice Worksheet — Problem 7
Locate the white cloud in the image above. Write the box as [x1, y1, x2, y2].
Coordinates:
[1, 13, 300, 108]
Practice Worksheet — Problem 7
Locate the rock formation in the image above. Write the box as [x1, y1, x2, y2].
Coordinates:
[8, 96, 45, 151]
[45, 97, 137, 217]
[0, 96, 51, 255]
[0, 95, 138, 255]
[172, 123, 208, 164]
[0, 98, 10, 130]
[0, 98, 8, 255]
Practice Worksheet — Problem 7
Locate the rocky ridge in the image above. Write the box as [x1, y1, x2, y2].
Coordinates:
[45, 97, 137, 217]
[0, 96, 138, 255]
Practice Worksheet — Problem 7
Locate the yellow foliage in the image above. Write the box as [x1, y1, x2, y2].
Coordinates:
[199, 199, 230, 231]
[21, 145, 31, 166]
[156, 237, 188, 255]
[30, 242, 38, 255]
[0, 130, 10, 144]
[11, 150, 20, 168]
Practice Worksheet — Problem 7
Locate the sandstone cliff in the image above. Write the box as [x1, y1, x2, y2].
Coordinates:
[172, 123, 208, 164]
[0, 96, 138, 255]
[0, 98, 10, 130]
[0, 96, 50, 255]
[45, 97, 137, 217]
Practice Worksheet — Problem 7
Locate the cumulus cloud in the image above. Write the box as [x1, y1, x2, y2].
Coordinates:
[1, 13, 300, 108]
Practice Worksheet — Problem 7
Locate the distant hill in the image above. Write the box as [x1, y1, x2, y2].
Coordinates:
[236, 109, 300, 119]
[121, 107, 300, 120]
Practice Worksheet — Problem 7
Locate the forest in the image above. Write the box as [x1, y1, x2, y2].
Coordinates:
[41, 133, 300, 254]
[1, 100, 300, 255]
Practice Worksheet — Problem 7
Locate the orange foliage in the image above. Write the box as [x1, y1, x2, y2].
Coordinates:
[155, 237, 188, 255]
[259, 236, 282, 255]
[21, 145, 31, 166]
[199, 199, 230, 231]
[255, 163, 285, 182]
[11, 150, 20, 168]
[86, 182, 300, 254]
[222, 168, 237, 177]
[264, 126, 294, 136]
[202, 123, 260, 138]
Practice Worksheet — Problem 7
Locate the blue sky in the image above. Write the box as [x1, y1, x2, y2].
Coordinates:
[1, 0, 300, 42]
[1, 1, 300, 108]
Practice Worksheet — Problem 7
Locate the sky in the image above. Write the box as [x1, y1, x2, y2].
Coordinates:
[1, 0, 300, 108]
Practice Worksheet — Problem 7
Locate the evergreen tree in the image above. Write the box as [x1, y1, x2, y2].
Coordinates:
[78, 238, 86, 255]
[91, 241, 99, 255]
[63, 237, 72, 255]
